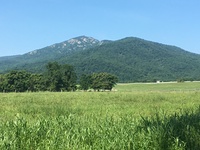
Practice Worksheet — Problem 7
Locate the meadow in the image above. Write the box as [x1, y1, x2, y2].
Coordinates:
[0, 82, 200, 149]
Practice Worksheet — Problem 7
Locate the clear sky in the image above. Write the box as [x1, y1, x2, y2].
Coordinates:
[1, 0, 200, 57]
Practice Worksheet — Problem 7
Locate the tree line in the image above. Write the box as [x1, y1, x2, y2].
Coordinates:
[0, 62, 118, 92]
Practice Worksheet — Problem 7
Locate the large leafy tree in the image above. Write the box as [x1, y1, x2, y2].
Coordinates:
[1, 70, 31, 92]
[0, 74, 5, 92]
[61, 64, 77, 91]
[45, 62, 77, 91]
[91, 72, 118, 91]
[29, 74, 46, 92]
[79, 74, 92, 91]
[45, 62, 62, 91]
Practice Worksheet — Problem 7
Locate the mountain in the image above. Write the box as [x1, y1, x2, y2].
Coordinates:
[60, 37, 200, 82]
[0, 36, 200, 82]
[24, 36, 102, 59]
[0, 36, 106, 73]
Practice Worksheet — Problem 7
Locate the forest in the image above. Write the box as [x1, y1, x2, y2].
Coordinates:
[0, 62, 118, 92]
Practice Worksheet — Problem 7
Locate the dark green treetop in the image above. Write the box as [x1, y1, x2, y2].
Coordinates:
[45, 62, 77, 91]
[90, 72, 118, 91]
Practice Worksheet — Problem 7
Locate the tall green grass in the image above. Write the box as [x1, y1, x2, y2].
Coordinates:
[1, 108, 200, 149]
[0, 82, 200, 149]
[1, 91, 200, 121]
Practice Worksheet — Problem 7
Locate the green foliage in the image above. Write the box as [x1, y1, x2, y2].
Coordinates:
[0, 62, 77, 92]
[0, 62, 119, 93]
[45, 62, 63, 91]
[29, 74, 46, 92]
[79, 72, 118, 91]
[90, 72, 118, 91]
[79, 74, 92, 90]
[61, 37, 200, 82]
[45, 62, 77, 91]
[0, 71, 47, 92]
[61, 64, 77, 91]
[177, 78, 185, 83]
[0, 70, 31, 92]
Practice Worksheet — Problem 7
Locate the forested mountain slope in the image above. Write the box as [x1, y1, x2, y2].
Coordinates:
[0, 36, 200, 82]
[60, 37, 200, 82]
[0, 36, 105, 73]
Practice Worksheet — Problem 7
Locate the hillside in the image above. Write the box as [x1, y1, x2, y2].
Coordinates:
[61, 37, 200, 82]
[0, 36, 200, 82]
[0, 36, 105, 73]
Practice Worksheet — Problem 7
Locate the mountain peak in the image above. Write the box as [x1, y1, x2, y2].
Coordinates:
[25, 36, 101, 57]
[67, 36, 100, 45]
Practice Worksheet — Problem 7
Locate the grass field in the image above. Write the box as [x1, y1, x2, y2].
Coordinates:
[116, 81, 200, 92]
[1, 82, 200, 149]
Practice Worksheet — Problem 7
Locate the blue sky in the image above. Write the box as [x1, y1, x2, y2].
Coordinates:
[0, 0, 200, 57]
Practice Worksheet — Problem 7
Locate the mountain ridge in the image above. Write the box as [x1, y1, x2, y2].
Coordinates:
[22, 36, 103, 59]
[58, 36, 200, 82]
[0, 36, 200, 82]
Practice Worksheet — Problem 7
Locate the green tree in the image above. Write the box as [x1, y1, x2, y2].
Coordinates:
[0, 74, 5, 92]
[61, 64, 77, 91]
[91, 72, 118, 91]
[2, 70, 31, 92]
[29, 74, 46, 92]
[45, 62, 63, 91]
[45, 62, 77, 91]
[79, 74, 92, 91]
